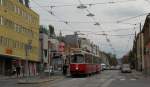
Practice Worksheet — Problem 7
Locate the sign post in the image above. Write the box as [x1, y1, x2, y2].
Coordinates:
[25, 40, 32, 80]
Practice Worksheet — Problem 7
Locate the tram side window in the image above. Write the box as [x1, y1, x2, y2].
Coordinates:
[93, 57, 96, 64]
[85, 54, 92, 63]
[71, 54, 84, 63]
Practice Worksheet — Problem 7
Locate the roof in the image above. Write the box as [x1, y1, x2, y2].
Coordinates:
[142, 14, 150, 33]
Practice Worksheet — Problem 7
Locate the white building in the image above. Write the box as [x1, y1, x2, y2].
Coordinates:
[39, 26, 49, 70]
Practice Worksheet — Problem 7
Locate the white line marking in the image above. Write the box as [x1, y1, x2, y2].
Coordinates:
[120, 79, 125, 81]
[98, 79, 107, 82]
[101, 79, 114, 87]
[110, 79, 115, 81]
[130, 79, 136, 81]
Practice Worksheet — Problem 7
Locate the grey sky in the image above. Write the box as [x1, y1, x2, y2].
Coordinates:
[30, 0, 150, 58]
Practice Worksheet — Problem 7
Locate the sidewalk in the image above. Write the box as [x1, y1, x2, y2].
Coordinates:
[0, 75, 18, 80]
[132, 70, 150, 79]
[18, 75, 65, 84]
[0, 74, 65, 84]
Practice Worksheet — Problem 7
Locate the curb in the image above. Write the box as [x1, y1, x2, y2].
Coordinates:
[0, 77, 18, 80]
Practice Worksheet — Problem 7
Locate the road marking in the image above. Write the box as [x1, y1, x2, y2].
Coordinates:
[120, 78, 125, 81]
[101, 79, 114, 87]
[130, 78, 136, 81]
[100, 79, 106, 81]
[110, 79, 115, 81]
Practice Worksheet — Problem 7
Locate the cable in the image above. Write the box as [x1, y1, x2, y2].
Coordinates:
[31, 0, 137, 55]
[40, 0, 136, 8]
[117, 13, 149, 23]
[95, 33, 134, 36]
[31, 0, 77, 31]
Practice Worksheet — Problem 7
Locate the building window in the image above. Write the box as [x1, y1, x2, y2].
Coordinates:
[0, 36, 3, 44]
[17, 7, 20, 14]
[3, 37, 7, 45]
[0, 16, 3, 25]
[0, 0, 3, 5]
[12, 40, 15, 48]
[6, 38, 9, 47]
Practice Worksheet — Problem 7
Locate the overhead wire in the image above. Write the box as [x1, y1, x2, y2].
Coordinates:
[41, 0, 136, 8]
[41, 19, 138, 26]
[31, 0, 141, 55]
[117, 12, 149, 23]
[77, 0, 116, 54]
[31, 0, 77, 31]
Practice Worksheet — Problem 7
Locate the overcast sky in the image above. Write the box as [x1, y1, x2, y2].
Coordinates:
[30, 0, 150, 58]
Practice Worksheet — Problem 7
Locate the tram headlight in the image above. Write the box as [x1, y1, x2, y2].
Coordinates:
[76, 67, 79, 70]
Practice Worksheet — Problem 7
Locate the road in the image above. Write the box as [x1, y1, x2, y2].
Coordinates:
[1, 70, 150, 87]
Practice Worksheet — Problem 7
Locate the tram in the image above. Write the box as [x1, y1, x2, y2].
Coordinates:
[69, 50, 101, 76]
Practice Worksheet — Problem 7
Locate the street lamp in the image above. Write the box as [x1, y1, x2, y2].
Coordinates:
[94, 22, 100, 26]
[77, 4, 87, 9]
[86, 13, 95, 17]
[25, 40, 32, 79]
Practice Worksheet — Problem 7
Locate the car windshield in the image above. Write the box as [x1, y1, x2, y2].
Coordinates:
[71, 54, 84, 63]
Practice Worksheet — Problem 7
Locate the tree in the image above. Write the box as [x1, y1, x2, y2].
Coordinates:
[106, 53, 118, 66]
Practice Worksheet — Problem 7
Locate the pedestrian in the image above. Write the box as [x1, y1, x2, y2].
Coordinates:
[63, 64, 68, 76]
[16, 65, 21, 78]
[12, 65, 16, 76]
[21, 66, 25, 77]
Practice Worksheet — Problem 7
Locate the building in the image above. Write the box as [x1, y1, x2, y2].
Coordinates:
[79, 38, 91, 51]
[64, 34, 79, 48]
[100, 52, 110, 66]
[135, 32, 144, 71]
[39, 26, 49, 70]
[142, 14, 150, 75]
[64, 34, 92, 52]
[0, 0, 39, 76]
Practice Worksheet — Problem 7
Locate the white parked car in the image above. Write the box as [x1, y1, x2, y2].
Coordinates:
[121, 64, 132, 73]
[101, 63, 106, 71]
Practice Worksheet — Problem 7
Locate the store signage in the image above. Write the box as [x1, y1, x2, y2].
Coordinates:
[58, 42, 65, 52]
[5, 48, 13, 54]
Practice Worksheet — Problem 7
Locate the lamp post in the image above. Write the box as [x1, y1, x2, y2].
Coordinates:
[25, 40, 32, 79]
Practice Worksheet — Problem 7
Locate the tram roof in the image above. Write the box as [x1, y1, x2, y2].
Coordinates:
[71, 50, 101, 58]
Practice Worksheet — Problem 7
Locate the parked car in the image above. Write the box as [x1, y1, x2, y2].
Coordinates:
[110, 66, 115, 70]
[121, 64, 132, 73]
[116, 65, 121, 70]
[105, 66, 110, 70]
[101, 63, 106, 71]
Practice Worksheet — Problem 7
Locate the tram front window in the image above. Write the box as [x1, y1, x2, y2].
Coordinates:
[71, 54, 84, 63]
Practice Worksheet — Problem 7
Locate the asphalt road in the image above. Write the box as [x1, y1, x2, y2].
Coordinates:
[1, 70, 150, 87]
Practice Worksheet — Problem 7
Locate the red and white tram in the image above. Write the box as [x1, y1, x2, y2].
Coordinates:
[68, 50, 101, 76]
